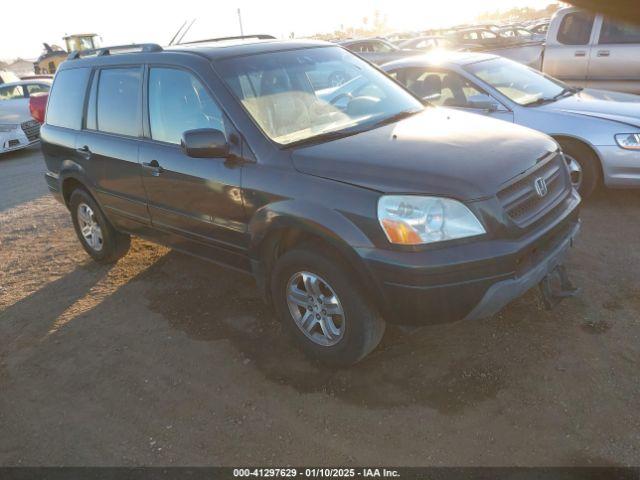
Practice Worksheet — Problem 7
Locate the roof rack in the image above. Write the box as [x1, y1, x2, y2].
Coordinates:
[179, 34, 276, 45]
[67, 43, 163, 60]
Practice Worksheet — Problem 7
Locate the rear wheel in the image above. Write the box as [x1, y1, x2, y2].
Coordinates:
[271, 246, 385, 367]
[558, 140, 600, 199]
[69, 188, 130, 264]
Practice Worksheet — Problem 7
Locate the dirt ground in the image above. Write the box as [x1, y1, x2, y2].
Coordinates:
[1, 147, 639, 466]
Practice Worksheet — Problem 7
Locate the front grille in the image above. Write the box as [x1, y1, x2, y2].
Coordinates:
[497, 152, 571, 228]
[7, 139, 20, 148]
[21, 120, 40, 142]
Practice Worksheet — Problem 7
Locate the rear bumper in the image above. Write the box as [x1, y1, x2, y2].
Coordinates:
[44, 171, 65, 204]
[596, 146, 640, 187]
[357, 190, 581, 325]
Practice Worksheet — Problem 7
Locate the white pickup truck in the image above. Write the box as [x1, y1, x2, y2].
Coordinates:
[492, 7, 640, 94]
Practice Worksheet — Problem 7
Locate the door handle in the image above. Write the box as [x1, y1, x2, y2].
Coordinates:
[574, 50, 586, 57]
[142, 160, 164, 176]
[597, 50, 610, 57]
[76, 145, 92, 159]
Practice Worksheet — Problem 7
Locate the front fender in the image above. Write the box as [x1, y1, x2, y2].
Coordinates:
[247, 199, 383, 305]
[248, 199, 375, 258]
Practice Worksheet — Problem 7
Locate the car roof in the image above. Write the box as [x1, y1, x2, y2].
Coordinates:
[167, 38, 331, 60]
[381, 51, 499, 70]
[58, 38, 337, 69]
[0, 79, 52, 87]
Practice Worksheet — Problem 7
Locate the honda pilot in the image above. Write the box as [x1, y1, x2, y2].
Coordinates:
[41, 37, 581, 366]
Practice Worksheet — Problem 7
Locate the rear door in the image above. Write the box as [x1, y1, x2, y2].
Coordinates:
[139, 65, 247, 269]
[75, 66, 151, 231]
[587, 16, 640, 93]
[544, 10, 596, 86]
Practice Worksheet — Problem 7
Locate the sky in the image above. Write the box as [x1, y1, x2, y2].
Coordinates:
[0, 0, 552, 61]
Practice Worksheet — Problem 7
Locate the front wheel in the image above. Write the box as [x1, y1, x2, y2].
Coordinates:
[558, 140, 600, 199]
[271, 247, 385, 367]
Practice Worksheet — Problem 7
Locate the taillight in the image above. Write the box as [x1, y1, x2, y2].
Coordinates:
[29, 93, 48, 124]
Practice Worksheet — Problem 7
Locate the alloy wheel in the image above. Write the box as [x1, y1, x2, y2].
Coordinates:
[77, 203, 104, 252]
[286, 271, 345, 346]
[564, 153, 583, 191]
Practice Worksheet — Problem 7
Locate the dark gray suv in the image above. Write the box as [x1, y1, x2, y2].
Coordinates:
[41, 37, 581, 366]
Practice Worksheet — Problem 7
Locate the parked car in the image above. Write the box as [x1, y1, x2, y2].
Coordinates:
[527, 21, 549, 41]
[41, 38, 580, 366]
[446, 28, 510, 51]
[384, 32, 420, 45]
[497, 26, 540, 45]
[0, 80, 50, 154]
[338, 38, 417, 64]
[497, 7, 640, 94]
[398, 36, 459, 51]
[383, 51, 640, 198]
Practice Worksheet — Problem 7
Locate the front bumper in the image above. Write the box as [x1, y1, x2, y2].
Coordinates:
[596, 145, 640, 188]
[357, 189, 581, 325]
[0, 129, 39, 154]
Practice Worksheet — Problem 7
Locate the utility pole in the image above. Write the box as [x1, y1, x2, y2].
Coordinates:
[237, 8, 244, 36]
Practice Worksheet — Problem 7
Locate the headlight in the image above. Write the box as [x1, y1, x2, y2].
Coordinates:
[378, 195, 486, 245]
[615, 133, 640, 150]
[0, 124, 18, 132]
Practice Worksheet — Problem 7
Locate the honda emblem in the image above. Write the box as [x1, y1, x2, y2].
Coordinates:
[534, 177, 548, 197]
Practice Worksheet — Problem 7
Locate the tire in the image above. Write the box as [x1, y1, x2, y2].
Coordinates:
[558, 140, 600, 199]
[69, 188, 131, 264]
[270, 246, 385, 367]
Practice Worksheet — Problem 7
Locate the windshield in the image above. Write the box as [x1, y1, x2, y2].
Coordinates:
[217, 46, 423, 145]
[465, 57, 572, 106]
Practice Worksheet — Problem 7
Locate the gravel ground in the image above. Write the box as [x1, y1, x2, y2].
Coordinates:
[0, 148, 639, 466]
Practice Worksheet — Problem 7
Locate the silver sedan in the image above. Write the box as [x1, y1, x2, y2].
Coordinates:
[383, 52, 640, 197]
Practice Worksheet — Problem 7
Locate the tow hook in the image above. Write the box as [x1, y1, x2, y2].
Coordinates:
[539, 264, 580, 310]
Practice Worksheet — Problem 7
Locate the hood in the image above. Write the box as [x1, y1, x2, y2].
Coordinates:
[292, 108, 557, 200]
[0, 99, 32, 124]
[541, 89, 640, 129]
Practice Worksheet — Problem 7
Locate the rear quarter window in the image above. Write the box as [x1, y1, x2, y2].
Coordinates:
[46, 68, 90, 129]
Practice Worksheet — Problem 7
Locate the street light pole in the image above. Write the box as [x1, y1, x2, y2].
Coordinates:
[237, 8, 244, 36]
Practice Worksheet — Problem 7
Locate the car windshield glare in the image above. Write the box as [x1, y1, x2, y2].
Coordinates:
[217, 46, 423, 145]
[466, 57, 568, 106]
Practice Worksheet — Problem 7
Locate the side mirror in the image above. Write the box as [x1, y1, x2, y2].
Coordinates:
[181, 128, 229, 158]
[467, 95, 500, 112]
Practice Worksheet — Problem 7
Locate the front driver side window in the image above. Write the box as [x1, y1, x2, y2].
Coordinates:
[396, 68, 485, 107]
[148, 68, 225, 145]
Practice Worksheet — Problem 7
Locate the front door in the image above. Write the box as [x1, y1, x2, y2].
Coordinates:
[139, 66, 247, 269]
[544, 10, 595, 87]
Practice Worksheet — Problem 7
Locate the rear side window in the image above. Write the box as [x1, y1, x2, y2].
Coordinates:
[46, 68, 90, 129]
[96, 68, 141, 136]
[557, 12, 595, 45]
[148, 68, 225, 145]
[599, 18, 640, 44]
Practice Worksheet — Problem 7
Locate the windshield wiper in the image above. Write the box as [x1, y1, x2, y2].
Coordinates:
[283, 128, 364, 149]
[551, 86, 579, 101]
[372, 108, 423, 128]
[524, 87, 579, 107]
